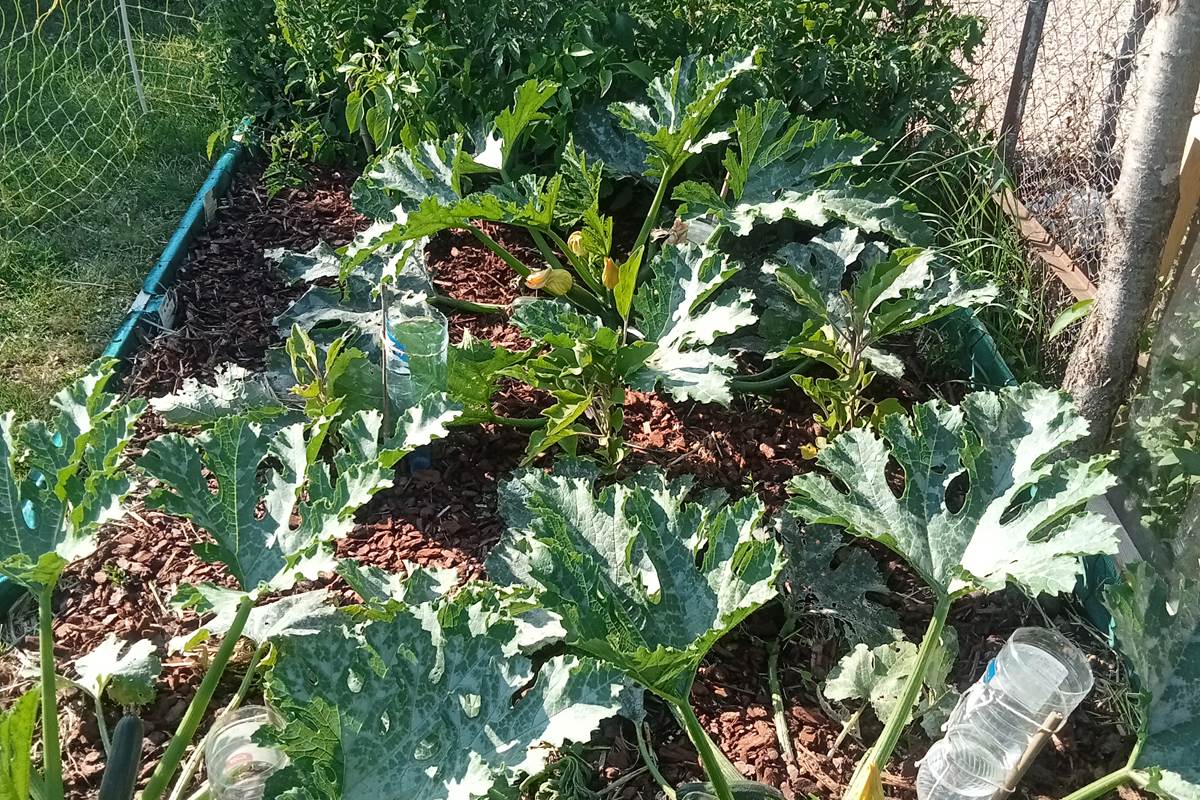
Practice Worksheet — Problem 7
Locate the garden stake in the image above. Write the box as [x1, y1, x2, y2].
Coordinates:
[998, 711, 1063, 797]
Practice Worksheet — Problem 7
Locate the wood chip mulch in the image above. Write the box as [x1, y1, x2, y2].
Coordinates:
[0, 164, 1139, 800]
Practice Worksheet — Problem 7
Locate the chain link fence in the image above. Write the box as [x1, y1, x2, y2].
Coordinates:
[956, 0, 1200, 564]
[956, 0, 1160, 275]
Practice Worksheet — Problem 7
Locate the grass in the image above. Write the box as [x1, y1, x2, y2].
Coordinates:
[879, 127, 1050, 383]
[0, 0, 216, 419]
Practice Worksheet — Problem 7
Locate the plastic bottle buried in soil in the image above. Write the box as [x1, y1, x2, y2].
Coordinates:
[385, 300, 449, 471]
[205, 706, 288, 800]
[917, 627, 1094, 800]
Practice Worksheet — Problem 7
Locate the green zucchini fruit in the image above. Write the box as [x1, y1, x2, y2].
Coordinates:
[98, 713, 145, 800]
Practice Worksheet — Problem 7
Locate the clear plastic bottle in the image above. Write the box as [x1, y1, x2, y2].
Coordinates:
[917, 627, 1094, 800]
[204, 706, 288, 800]
[917, 728, 1021, 800]
[384, 300, 448, 412]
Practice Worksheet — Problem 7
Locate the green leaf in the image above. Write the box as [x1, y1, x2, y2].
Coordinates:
[628, 243, 756, 404]
[262, 582, 637, 799]
[573, 103, 648, 177]
[778, 519, 898, 647]
[1107, 562, 1200, 797]
[772, 236, 996, 378]
[724, 184, 932, 243]
[0, 689, 38, 800]
[1, 363, 145, 590]
[788, 384, 1119, 599]
[723, 100, 876, 205]
[495, 79, 559, 170]
[337, 559, 458, 606]
[488, 463, 783, 702]
[149, 364, 290, 426]
[512, 298, 602, 342]
[448, 333, 529, 426]
[556, 138, 605, 227]
[824, 628, 957, 730]
[609, 51, 756, 177]
[1048, 299, 1095, 340]
[74, 634, 161, 707]
[268, 241, 343, 284]
[345, 89, 364, 134]
[169, 586, 337, 653]
[367, 135, 464, 212]
[140, 413, 396, 592]
[614, 246, 643, 321]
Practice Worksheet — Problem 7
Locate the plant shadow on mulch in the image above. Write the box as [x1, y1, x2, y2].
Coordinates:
[0, 164, 1139, 800]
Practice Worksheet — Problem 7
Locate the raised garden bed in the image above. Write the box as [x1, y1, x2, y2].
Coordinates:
[0, 164, 1141, 800]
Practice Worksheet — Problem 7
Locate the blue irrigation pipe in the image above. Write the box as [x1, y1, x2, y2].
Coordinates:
[0, 120, 252, 613]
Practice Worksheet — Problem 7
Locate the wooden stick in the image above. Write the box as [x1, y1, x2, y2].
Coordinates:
[1156, 114, 1200, 284]
[999, 0, 1049, 168]
[994, 189, 1097, 301]
[998, 711, 1064, 796]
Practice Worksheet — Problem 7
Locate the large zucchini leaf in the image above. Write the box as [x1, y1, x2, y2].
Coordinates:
[1107, 562, 1200, 800]
[609, 51, 757, 178]
[262, 579, 637, 800]
[140, 403, 456, 593]
[0, 689, 38, 800]
[488, 462, 783, 703]
[0, 362, 145, 589]
[628, 243, 757, 405]
[788, 384, 1119, 600]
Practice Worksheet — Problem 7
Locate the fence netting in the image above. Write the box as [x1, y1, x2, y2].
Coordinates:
[0, 0, 216, 238]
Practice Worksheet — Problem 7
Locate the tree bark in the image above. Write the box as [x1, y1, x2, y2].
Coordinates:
[1062, 0, 1200, 454]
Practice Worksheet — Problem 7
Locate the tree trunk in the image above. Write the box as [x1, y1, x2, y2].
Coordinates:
[1062, 0, 1200, 454]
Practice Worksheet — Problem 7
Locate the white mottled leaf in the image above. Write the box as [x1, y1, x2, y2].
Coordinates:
[789, 384, 1119, 599]
[489, 463, 783, 702]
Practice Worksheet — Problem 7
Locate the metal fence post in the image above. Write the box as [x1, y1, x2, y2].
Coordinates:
[999, 0, 1050, 171]
[116, 0, 149, 112]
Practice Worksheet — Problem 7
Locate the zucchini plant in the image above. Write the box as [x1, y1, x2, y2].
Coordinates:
[487, 461, 785, 800]
[0, 359, 461, 800]
[0, 362, 145, 800]
[786, 383, 1121, 800]
[257, 563, 641, 799]
[1057, 561, 1199, 800]
[317, 50, 993, 465]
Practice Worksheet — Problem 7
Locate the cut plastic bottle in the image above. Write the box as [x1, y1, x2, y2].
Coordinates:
[917, 627, 1094, 800]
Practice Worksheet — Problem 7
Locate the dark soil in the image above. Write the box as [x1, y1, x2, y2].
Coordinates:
[0, 164, 1138, 800]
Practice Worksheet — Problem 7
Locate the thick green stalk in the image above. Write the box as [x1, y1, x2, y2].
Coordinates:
[488, 414, 549, 430]
[767, 611, 797, 764]
[677, 701, 736, 800]
[469, 226, 532, 277]
[632, 171, 674, 257]
[167, 642, 269, 800]
[1056, 767, 1134, 800]
[529, 230, 567, 271]
[38, 588, 64, 800]
[469, 226, 605, 316]
[93, 687, 112, 755]
[428, 295, 507, 314]
[843, 595, 953, 800]
[141, 595, 255, 800]
[730, 360, 812, 393]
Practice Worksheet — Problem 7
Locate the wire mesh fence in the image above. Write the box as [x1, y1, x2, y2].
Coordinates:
[956, 0, 1200, 563]
[0, 0, 217, 238]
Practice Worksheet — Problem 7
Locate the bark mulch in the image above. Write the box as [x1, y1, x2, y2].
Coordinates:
[0, 164, 1138, 800]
